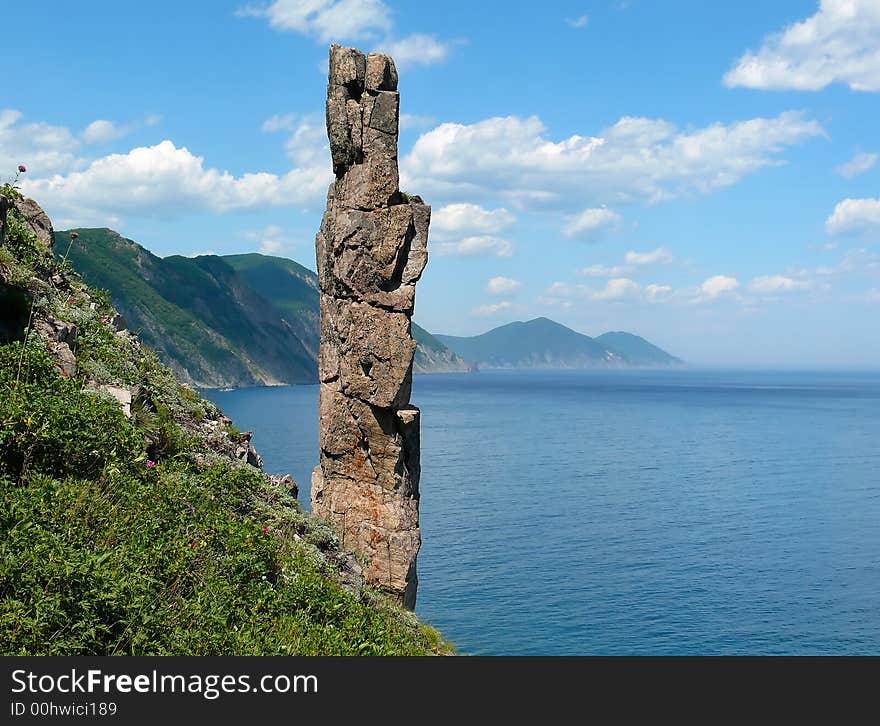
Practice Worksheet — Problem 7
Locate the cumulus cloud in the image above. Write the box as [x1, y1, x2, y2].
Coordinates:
[486, 276, 521, 295]
[82, 120, 130, 144]
[0, 109, 83, 176]
[432, 204, 515, 258]
[578, 247, 672, 279]
[700, 275, 739, 299]
[237, 0, 391, 41]
[562, 207, 622, 239]
[376, 34, 451, 69]
[748, 275, 811, 293]
[401, 112, 822, 208]
[238, 1, 451, 67]
[472, 300, 512, 316]
[566, 15, 589, 28]
[593, 277, 640, 300]
[724, 0, 880, 92]
[836, 151, 878, 178]
[825, 197, 880, 234]
[436, 235, 513, 258]
[644, 283, 673, 302]
[432, 203, 515, 237]
[22, 136, 332, 226]
[245, 224, 291, 255]
[625, 246, 673, 265]
[541, 278, 643, 303]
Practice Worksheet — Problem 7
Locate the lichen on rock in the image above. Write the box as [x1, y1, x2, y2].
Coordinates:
[312, 44, 429, 609]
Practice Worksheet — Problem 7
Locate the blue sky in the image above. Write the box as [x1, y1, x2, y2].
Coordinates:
[3, 0, 880, 366]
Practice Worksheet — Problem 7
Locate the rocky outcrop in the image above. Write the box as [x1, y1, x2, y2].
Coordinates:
[13, 196, 55, 249]
[311, 45, 429, 609]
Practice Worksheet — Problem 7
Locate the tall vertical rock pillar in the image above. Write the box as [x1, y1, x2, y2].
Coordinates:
[311, 45, 429, 609]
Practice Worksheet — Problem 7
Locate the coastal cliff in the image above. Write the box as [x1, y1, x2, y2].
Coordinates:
[0, 184, 448, 654]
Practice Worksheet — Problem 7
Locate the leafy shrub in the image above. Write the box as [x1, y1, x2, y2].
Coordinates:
[0, 342, 145, 482]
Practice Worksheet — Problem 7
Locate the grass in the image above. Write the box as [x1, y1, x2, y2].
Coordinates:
[0, 183, 449, 655]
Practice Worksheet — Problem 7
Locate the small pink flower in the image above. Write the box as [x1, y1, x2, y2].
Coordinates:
[262, 526, 270, 534]
[68, 295, 75, 303]
[100, 317, 109, 324]
[18, 165, 26, 173]
[146, 460, 156, 468]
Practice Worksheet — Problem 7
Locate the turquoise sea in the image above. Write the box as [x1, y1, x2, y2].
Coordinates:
[206, 369, 880, 655]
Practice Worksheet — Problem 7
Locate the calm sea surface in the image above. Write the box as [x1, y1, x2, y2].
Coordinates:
[205, 370, 880, 655]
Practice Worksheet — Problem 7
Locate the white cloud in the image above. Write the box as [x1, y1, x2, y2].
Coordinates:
[724, 0, 880, 92]
[578, 247, 673, 279]
[262, 113, 300, 133]
[376, 34, 451, 69]
[749, 275, 811, 293]
[400, 113, 435, 130]
[542, 278, 643, 303]
[245, 224, 291, 255]
[836, 151, 878, 178]
[486, 276, 521, 295]
[401, 111, 822, 209]
[700, 275, 739, 299]
[0, 108, 83, 176]
[563, 207, 621, 239]
[579, 263, 633, 277]
[432, 203, 515, 237]
[472, 300, 512, 316]
[436, 235, 513, 258]
[593, 277, 640, 300]
[145, 114, 163, 127]
[566, 15, 589, 28]
[865, 288, 880, 302]
[826, 197, 880, 234]
[644, 283, 673, 302]
[238, 0, 391, 41]
[23, 136, 332, 226]
[624, 246, 673, 265]
[82, 120, 130, 144]
[239, 1, 451, 67]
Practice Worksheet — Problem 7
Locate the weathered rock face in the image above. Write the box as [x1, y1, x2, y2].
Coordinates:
[311, 45, 429, 609]
[0, 195, 55, 250]
[13, 197, 55, 249]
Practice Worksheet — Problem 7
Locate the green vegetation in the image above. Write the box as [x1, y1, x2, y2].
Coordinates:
[59, 229, 316, 388]
[1, 190, 447, 655]
[58, 230, 464, 386]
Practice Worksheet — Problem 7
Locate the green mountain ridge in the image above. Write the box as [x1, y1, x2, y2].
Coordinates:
[437, 317, 681, 369]
[58, 229, 467, 388]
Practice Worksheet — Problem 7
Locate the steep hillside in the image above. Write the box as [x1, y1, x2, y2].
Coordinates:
[59, 229, 315, 388]
[412, 322, 469, 373]
[437, 317, 621, 369]
[1, 188, 446, 655]
[60, 231, 462, 386]
[596, 331, 682, 366]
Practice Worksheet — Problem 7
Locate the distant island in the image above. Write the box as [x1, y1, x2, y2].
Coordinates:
[58, 229, 681, 388]
[437, 318, 682, 370]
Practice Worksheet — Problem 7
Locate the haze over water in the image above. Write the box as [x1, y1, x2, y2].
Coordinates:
[206, 369, 880, 655]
